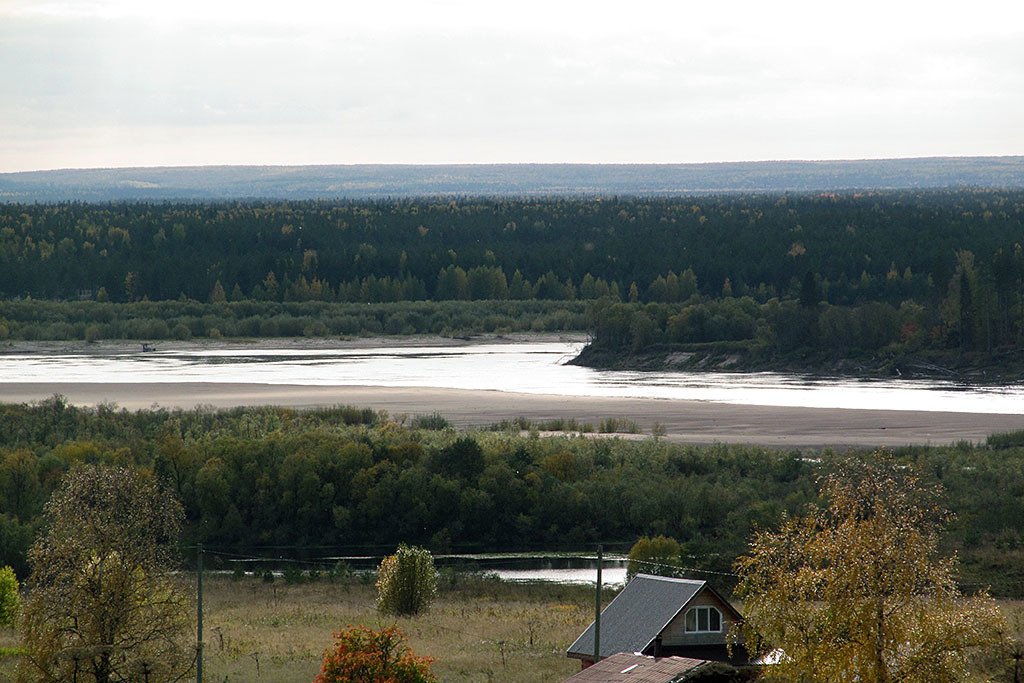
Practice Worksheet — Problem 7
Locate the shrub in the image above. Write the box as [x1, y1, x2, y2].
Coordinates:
[599, 417, 641, 433]
[410, 412, 451, 430]
[282, 565, 306, 584]
[314, 624, 436, 683]
[376, 544, 438, 616]
[328, 561, 352, 583]
[987, 429, 1024, 449]
[171, 323, 191, 340]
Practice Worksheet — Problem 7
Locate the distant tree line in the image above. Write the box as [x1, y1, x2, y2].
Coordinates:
[3, 192, 1024, 357]
[581, 242, 1024, 368]
[2, 192, 1022, 309]
[0, 299, 585, 342]
[2, 398, 1024, 597]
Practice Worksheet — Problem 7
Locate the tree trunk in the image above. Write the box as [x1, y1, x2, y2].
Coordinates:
[875, 598, 888, 683]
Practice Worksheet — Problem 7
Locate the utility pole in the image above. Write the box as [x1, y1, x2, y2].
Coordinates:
[197, 543, 203, 683]
[594, 544, 602, 664]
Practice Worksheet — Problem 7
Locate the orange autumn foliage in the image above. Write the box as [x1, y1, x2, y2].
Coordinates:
[313, 624, 436, 683]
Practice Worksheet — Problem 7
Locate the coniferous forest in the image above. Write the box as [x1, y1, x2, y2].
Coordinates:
[2, 190, 1024, 375]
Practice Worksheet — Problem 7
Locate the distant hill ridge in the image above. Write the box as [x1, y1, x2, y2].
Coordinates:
[2, 156, 1023, 202]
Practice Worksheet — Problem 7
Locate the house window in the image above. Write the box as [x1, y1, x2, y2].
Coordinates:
[684, 606, 721, 633]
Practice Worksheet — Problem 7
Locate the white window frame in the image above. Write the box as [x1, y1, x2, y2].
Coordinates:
[684, 605, 722, 633]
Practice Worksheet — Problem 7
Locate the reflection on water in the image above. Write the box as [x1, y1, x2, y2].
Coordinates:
[446, 555, 629, 586]
[234, 553, 630, 585]
[490, 567, 628, 585]
[3, 341, 1024, 414]
[331, 553, 630, 586]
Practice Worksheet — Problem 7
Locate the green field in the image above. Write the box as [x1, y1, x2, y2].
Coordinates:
[0, 573, 600, 682]
[4, 574, 1021, 682]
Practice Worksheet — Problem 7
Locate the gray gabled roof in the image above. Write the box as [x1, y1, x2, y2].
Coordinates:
[567, 574, 713, 660]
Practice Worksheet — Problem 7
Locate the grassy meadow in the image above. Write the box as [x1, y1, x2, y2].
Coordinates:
[3, 575, 1023, 681]
[0, 573, 600, 682]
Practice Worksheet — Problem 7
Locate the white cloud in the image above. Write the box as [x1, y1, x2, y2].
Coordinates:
[1, 0, 1023, 170]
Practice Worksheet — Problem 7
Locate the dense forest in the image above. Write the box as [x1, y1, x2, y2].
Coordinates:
[3, 191, 1023, 306]
[2, 157, 1022, 202]
[2, 399, 1024, 597]
[2, 191, 1024, 371]
[0, 299, 587, 341]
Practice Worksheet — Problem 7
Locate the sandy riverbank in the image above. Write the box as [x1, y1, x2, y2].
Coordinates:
[1, 381, 1020, 448]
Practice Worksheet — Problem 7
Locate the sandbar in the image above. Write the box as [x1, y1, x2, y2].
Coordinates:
[1, 381, 1021, 449]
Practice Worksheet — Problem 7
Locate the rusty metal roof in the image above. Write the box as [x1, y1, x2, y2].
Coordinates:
[562, 652, 707, 682]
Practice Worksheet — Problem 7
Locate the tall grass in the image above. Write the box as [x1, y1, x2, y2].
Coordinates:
[987, 428, 1024, 449]
[598, 417, 641, 434]
[1, 573, 596, 682]
[201, 574, 594, 682]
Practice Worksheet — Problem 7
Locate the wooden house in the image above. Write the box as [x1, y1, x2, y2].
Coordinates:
[566, 574, 746, 669]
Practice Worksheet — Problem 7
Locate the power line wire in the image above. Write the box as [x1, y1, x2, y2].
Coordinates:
[627, 557, 739, 578]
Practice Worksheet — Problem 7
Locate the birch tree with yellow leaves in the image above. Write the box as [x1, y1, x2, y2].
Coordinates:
[18, 465, 193, 683]
[734, 453, 1007, 683]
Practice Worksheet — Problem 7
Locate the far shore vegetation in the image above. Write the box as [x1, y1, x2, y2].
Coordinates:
[3, 190, 1024, 379]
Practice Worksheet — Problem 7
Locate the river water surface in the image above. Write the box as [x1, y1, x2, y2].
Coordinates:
[3, 340, 1023, 414]
[320, 553, 629, 586]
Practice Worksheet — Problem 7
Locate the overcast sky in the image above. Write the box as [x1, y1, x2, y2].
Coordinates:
[2, 0, 1023, 172]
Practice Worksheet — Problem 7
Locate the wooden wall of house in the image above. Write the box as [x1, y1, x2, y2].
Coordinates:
[660, 589, 741, 647]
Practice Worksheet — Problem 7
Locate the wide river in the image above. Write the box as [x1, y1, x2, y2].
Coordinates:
[6, 339, 1022, 582]
[2, 339, 1023, 414]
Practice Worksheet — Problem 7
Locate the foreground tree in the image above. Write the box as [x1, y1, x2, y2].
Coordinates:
[734, 453, 1007, 683]
[19, 464, 193, 683]
[626, 535, 682, 580]
[376, 544, 438, 617]
[313, 624, 436, 683]
[0, 565, 18, 627]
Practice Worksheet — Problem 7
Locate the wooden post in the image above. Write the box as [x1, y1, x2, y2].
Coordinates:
[594, 544, 602, 664]
[197, 543, 203, 683]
